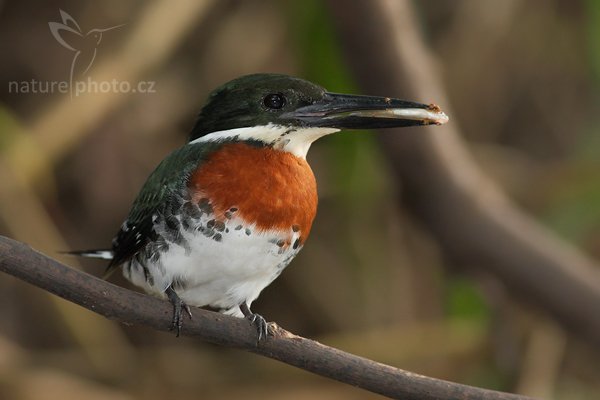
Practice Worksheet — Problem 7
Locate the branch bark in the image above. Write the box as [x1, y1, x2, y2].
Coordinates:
[0, 235, 534, 400]
[327, 0, 600, 347]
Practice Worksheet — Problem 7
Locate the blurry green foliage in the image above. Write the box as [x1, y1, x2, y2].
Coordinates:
[542, 166, 600, 244]
[445, 277, 490, 322]
[586, 0, 600, 82]
[0, 107, 21, 152]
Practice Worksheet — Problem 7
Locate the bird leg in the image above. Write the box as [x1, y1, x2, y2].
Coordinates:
[165, 286, 192, 337]
[240, 302, 269, 342]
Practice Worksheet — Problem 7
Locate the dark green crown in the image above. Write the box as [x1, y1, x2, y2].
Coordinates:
[190, 74, 327, 141]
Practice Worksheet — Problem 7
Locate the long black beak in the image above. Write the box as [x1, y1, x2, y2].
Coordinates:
[285, 92, 449, 129]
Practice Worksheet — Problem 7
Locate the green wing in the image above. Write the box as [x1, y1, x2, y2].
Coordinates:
[107, 140, 223, 272]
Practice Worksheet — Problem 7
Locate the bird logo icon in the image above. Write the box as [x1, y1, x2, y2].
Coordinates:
[49, 9, 124, 96]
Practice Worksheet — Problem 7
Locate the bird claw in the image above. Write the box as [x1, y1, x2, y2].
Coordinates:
[240, 302, 270, 343]
[166, 286, 192, 337]
[248, 313, 269, 342]
[183, 303, 193, 319]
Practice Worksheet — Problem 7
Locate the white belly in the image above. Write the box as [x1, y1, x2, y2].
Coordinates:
[123, 212, 301, 317]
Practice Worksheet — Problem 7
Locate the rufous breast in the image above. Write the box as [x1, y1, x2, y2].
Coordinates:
[188, 142, 318, 245]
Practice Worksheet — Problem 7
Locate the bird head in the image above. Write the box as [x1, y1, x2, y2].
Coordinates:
[190, 74, 448, 158]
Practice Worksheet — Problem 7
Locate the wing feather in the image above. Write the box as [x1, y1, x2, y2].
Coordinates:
[107, 141, 224, 274]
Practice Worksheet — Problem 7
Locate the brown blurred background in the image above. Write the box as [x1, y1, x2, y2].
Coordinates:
[1, 0, 599, 399]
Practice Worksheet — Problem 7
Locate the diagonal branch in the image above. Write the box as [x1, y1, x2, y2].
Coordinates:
[0, 235, 534, 400]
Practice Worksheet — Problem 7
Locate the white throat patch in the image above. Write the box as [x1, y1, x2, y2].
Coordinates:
[190, 124, 340, 159]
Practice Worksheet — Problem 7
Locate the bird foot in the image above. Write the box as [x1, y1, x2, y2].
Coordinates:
[240, 302, 270, 343]
[166, 286, 193, 337]
[247, 313, 269, 342]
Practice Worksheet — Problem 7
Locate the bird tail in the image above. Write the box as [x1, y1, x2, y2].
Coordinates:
[63, 249, 114, 260]
[62, 249, 119, 280]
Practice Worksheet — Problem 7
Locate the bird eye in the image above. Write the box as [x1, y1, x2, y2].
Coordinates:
[263, 93, 286, 110]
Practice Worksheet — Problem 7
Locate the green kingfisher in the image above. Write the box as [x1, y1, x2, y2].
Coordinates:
[73, 74, 448, 339]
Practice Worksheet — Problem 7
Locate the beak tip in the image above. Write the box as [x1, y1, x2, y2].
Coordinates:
[427, 103, 449, 125]
[435, 112, 449, 125]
